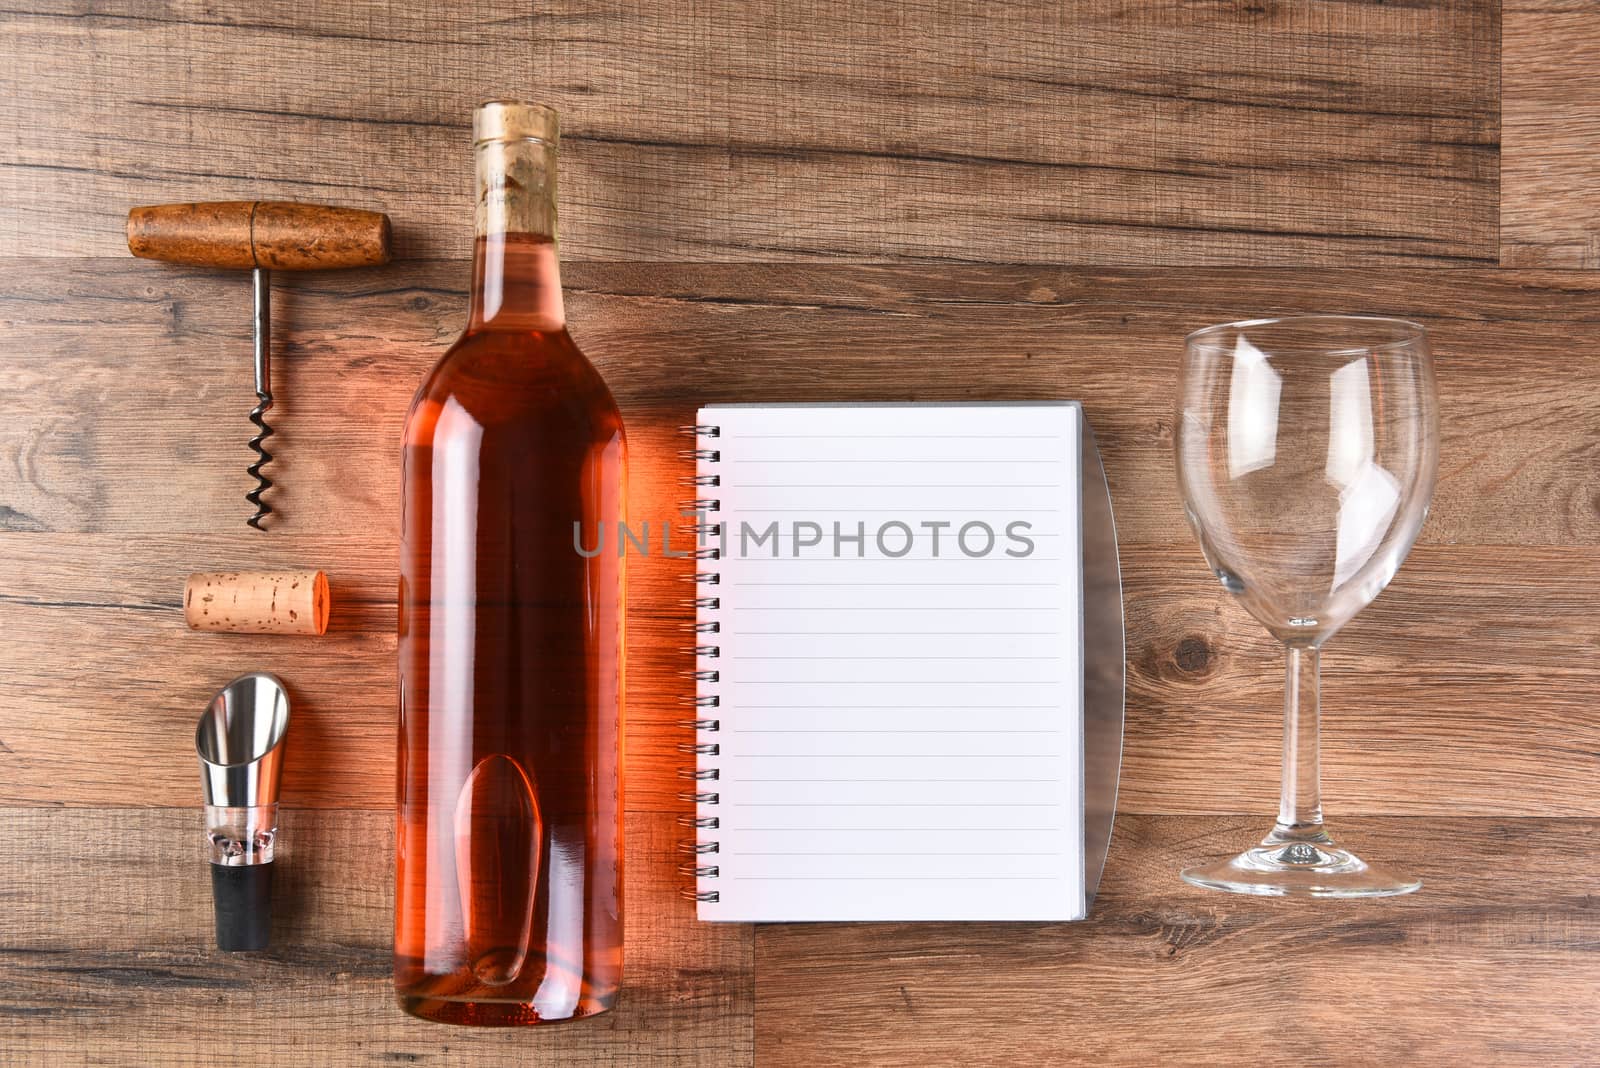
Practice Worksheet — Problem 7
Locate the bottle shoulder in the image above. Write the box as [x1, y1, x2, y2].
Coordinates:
[404, 328, 624, 447]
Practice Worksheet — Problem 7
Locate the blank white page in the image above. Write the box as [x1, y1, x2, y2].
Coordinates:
[693, 403, 1084, 922]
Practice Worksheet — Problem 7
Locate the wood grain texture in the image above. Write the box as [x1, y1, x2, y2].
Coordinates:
[756, 814, 1600, 1066]
[3, 260, 1597, 821]
[2, 536, 1597, 818]
[0, 809, 752, 1066]
[0, 534, 695, 811]
[1, 1, 1497, 264]
[126, 201, 393, 272]
[2, 2, 1592, 1062]
[1122, 543, 1600, 818]
[4, 261, 1599, 545]
[1502, 0, 1600, 266]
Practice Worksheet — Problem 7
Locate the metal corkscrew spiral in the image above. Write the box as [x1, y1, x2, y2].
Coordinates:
[245, 267, 276, 530]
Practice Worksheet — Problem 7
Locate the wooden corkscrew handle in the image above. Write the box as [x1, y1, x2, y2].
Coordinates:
[126, 201, 393, 270]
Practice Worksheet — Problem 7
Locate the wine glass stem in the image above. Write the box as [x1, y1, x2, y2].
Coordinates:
[1276, 643, 1325, 836]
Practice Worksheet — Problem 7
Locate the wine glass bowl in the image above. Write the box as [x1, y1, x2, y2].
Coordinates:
[1176, 315, 1438, 897]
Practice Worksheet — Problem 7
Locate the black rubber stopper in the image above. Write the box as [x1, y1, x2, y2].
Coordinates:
[210, 862, 273, 952]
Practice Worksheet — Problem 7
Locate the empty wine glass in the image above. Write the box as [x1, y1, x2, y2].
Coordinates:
[1176, 315, 1438, 897]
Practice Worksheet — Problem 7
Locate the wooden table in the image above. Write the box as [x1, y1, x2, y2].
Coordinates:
[2, 2, 1596, 1064]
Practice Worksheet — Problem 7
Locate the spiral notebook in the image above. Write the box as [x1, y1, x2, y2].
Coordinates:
[684, 402, 1090, 922]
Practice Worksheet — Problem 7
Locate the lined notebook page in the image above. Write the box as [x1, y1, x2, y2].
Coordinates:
[695, 403, 1084, 922]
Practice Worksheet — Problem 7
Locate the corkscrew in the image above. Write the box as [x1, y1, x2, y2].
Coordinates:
[246, 268, 275, 528]
[127, 201, 393, 529]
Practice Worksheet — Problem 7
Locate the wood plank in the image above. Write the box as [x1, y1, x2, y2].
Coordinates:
[5, 260, 1599, 814]
[0, 808, 752, 1066]
[0, 1, 1497, 263]
[1502, 0, 1600, 266]
[2, 537, 1596, 817]
[4, 261, 1599, 545]
[1122, 543, 1600, 818]
[755, 814, 1600, 1067]
[0, 534, 695, 811]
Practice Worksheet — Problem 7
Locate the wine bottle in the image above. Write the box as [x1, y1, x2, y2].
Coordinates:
[395, 100, 625, 1026]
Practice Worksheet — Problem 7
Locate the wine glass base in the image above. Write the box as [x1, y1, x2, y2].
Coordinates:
[1181, 827, 1421, 899]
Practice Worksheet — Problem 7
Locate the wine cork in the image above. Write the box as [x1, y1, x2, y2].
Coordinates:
[185, 571, 330, 636]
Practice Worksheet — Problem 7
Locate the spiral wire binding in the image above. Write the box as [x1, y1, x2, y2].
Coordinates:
[245, 390, 275, 530]
[677, 424, 722, 902]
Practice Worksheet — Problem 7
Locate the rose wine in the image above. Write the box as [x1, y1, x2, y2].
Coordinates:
[395, 102, 624, 1026]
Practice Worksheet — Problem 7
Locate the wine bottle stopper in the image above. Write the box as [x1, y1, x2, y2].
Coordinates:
[196, 672, 290, 952]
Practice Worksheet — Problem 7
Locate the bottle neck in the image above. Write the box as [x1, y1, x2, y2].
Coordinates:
[467, 138, 565, 332]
